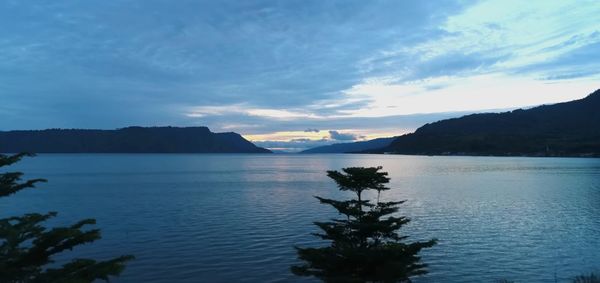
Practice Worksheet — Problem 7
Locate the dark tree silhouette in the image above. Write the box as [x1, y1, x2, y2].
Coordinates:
[573, 273, 600, 283]
[0, 153, 133, 282]
[292, 166, 437, 283]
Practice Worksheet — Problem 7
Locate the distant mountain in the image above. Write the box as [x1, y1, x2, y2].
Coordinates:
[0, 126, 271, 153]
[378, 89, 600, 157]
[301, 137, 397, 153]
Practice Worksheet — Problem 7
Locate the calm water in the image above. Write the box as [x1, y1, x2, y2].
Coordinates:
[2, 154, 599, 282]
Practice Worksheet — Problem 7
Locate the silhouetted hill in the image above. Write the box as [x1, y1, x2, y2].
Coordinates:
[379, 89, 600, 157]
[301, 137, 397, 153]
[0, 126, 271, 153]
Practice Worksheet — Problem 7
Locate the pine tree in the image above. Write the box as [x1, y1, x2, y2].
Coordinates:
[0, 153, 133, 282]
[292, 166, 437, 283]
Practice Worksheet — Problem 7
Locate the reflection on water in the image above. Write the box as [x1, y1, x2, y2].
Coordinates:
[1, 154, 599, 282]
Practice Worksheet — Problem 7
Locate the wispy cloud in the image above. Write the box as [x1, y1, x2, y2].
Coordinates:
[186, 105, 326, 120]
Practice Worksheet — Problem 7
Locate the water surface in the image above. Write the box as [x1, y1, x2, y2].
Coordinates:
[2, 154, 599, 282]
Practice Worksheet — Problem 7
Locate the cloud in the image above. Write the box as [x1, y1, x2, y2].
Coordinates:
[337, 74, 599, 118]
[517, 40, 600, 80]
[328, 130, 361, 141]
[304, 128, 320, 133]
[0, 1, 469, 130]
[0, 0, 598, 141]
[186, 105, 325, 120]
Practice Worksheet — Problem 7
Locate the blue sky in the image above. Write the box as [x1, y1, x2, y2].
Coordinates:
[1, 0, 599, 151]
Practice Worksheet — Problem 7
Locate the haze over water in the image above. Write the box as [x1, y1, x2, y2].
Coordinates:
[2, 154, 599, 282]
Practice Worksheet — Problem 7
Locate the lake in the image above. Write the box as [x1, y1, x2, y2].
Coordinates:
[2, 154, 599, 282]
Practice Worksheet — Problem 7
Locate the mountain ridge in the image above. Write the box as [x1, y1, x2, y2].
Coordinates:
[301, 137, 398, 153]
[0, 126, 271, 153]
[376, 89, 600, 157]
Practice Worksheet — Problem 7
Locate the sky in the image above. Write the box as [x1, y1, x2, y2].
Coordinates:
[1, 0, 599, 151]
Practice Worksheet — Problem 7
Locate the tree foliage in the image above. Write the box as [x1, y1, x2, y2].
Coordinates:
[292, 166, 437, 283]
[0, 153, 133, 282]
[573, 273, 600, 283]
